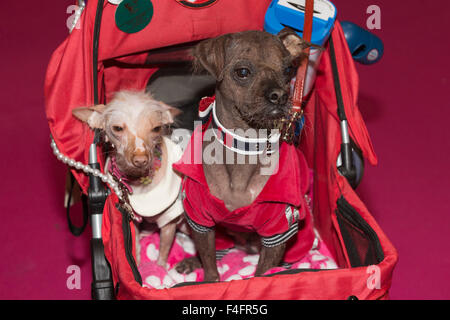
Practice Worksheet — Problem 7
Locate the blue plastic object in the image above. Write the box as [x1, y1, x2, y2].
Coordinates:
[264, 0, 337, 46]
[340, 21, 384, 64]
[264, 0, 337, 98]
[265, 0, 337, 139]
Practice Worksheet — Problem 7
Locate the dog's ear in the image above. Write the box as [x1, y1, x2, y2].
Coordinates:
[192, 34, 233, 81]
[159, 102, 182, 125]
[278, 27, 323, 62]
[72, 104, 106, 129]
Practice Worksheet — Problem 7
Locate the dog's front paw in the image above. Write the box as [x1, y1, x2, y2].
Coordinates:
[175, 257, 202, 274]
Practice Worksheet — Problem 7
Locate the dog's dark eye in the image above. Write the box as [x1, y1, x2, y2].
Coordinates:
[112, 126, 124, 133]
[284, 66, 294, 76]
[235, 68, 251, 79]
[152, 126, 162, 133]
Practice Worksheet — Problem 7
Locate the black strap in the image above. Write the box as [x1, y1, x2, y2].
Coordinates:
[329, 35, 358, 187]
[92, 0, 104, 105]
[328, 36, 347, 121]
[66, 170, 89, 236]
[117, 204, 143, 286]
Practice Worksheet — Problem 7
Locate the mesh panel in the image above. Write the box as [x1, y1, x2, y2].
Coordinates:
[335, 197, 384, 267]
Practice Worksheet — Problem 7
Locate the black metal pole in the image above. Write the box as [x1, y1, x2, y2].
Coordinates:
[89, 0, 115, 300]
[328, 36, 357, 188]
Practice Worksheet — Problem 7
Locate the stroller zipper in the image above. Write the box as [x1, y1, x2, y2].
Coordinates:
[117, 204, 143, 286]
[335, 197, 384, 267]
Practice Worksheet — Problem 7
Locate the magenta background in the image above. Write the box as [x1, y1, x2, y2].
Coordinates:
[0, 0, 449, 299]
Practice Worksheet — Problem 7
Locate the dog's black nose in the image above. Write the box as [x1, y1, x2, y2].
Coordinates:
[266, 89, 288, 105]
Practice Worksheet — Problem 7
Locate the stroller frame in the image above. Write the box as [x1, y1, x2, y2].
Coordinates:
[62, 0, 115, 299]
[48, 0, 397, 300]
[80, 0, 114, 299]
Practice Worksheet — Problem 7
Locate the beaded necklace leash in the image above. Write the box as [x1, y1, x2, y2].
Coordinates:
[50, 135, 163, 222]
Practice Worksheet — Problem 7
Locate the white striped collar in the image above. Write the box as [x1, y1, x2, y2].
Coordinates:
[199, 100, 280, 156]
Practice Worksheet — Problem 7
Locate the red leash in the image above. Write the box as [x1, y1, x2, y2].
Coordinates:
[282, 0, 315, 142]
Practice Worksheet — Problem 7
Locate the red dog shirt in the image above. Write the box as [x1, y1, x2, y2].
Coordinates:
[172, 101, 315, 263]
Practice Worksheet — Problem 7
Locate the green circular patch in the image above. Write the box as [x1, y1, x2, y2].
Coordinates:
[115, 0, 153, 34]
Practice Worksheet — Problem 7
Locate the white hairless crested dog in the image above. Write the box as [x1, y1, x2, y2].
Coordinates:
[72, 90, 188, 267]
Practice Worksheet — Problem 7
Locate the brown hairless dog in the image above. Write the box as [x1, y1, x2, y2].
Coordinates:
[176, 29, 314, 281]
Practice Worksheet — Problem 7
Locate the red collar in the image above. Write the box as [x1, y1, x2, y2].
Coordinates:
[172, 125, 308, 207]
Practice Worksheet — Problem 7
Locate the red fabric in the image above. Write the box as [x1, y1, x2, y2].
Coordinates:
[172, 122, 315, 262]
[103, 190, 397, 300]
[45, 0, 398, 299]
[105, 21, 398, 300]
[44, 0, 272, 193]
[104, 191, 396, 300]
[298, 22, 381, 266]
[305, 22, 378, 166]
[199, 96, 216, 113]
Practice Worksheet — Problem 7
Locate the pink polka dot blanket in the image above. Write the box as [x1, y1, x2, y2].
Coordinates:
[138, 230, 337, 289]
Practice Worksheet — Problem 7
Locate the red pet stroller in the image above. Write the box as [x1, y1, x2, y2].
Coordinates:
[45, 0, 397, 300]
